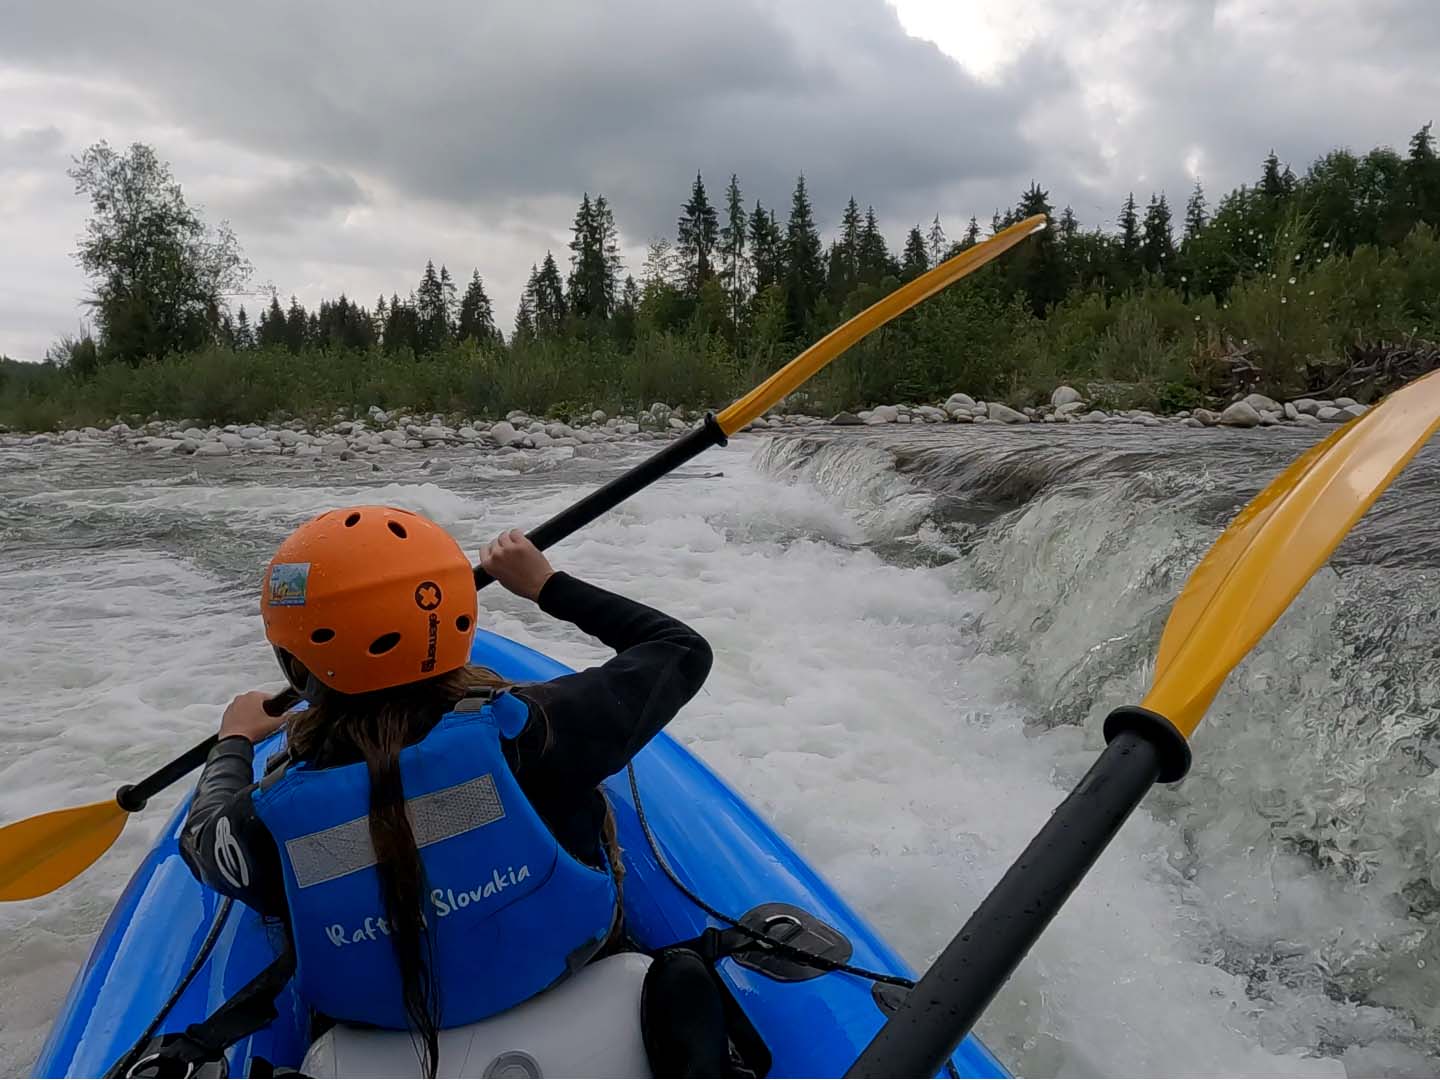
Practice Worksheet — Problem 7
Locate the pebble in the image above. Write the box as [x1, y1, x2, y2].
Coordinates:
[987, 403, 1030, 425]
[1050, 385, 1083, 407]
[1220, 401, 1261, 428]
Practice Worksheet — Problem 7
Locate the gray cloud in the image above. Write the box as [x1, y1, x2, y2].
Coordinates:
[1, 0, 1437, 360]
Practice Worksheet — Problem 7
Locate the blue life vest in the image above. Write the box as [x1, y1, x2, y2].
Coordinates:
[251, 691, 618, 1029]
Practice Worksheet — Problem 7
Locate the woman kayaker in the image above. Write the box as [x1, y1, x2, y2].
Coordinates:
[179, 506, 712, 1076]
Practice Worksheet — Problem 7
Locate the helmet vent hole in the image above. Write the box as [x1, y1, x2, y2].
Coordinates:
[344, 512, 361, 527]
[387, 520, 408, 539]
[310, 628, 335, 644]
[368, 632, 402, 656]
[456, 615, 472, 632]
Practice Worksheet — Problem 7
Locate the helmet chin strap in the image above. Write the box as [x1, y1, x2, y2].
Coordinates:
[272, 647, 333, 707]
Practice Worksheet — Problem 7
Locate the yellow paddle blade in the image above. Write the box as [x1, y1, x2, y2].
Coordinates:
[1144, 368, 1440, 737]
[716, 213, 1047, 436]
[0, 800, 128, 901]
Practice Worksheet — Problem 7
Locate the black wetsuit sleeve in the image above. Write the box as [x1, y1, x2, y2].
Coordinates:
[513, 571, 713, 791]
[179, 736, 288, 918]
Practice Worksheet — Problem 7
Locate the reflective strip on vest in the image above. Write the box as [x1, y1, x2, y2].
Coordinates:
[251, 692, 618, 1029]
[285, 774, 505, 888]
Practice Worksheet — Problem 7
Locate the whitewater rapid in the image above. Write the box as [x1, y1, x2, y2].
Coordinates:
[1, 425, 1437, 1076]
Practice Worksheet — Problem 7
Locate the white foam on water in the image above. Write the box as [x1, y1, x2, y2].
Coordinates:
[0, 436, 1430, 1076]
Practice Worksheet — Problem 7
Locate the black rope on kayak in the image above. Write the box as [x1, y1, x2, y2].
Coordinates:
[109, 897, 233, 1077]
[626, 763, 917, 990]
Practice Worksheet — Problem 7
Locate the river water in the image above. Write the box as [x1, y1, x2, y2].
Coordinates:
[1, 423, 1437, 1077]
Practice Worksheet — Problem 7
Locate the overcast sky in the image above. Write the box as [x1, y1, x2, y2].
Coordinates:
[1, 0, 1436, 361]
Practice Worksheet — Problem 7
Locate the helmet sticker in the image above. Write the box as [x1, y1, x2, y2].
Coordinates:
[269, 563, 311, 607]
[415, 580, 442, 610]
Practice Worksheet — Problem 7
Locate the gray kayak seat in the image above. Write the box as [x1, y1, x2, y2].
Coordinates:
[301, 952, 654, 1078]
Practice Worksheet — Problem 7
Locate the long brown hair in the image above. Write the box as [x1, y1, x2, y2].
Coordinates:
[285, 664, 510, 1078]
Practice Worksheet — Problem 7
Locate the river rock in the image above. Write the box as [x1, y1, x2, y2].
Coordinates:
[1050, 385, 1083, 408]
[866, 405, 899, 424]
[295, 444, 323, 458]
[1283, 402, 1300, 421]
[1292, 398, 1322, 416]
[1295, 413, 1321, 425]
[1055, 401, 1087, 418]
[218, 432, 245, 449]
[529, 431, 554, 448]
[590, 410, 607, 424]
[1243, 392, 1281, 414]
[1191, 408, 1220, 426]
[1343, 403, 1368, 418]
[176, 439, 198, 454]
[335, 421, 355, 435]
[278, 429, 302, 447]
[322, 438, 348, 456]
[944, 392, 977, 410]
[1077, 410, 1109, 424]
[1182, 417, 1206, 428]
[420, 426, 449, 444]
[545, 423, 573, 439]
[142, 437, 183, 452]
[240, 425, 265, 440]
[1335, 397, 1358, 408]
[668, 417, 687, 430]
[950, 411, 973, 423]
[987, 403, 1029, 425]
[914, 406, 947, 422]
[505, 410, 529, 422]
[1258, 412, 1280, 427]
[195, 441, 230, 457]
[381, 429, 407, 447]
[1219, 401, 1261, 428]
[1317, 406, 1345, 422]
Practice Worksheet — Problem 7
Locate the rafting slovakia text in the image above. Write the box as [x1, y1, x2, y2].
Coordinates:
[324, 865, 531, 946]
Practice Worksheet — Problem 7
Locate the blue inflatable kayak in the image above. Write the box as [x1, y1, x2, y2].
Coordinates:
[35, 629, 1006, 1078]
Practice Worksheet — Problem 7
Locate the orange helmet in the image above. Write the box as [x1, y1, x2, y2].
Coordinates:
[262, 506, 477, 696]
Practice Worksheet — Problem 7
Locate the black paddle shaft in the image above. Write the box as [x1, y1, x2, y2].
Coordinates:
[473, 414, 728, 590]
[113, 692, 299, 812]
[115, 735, 220, 812]
[846, 707, 1191, 1079]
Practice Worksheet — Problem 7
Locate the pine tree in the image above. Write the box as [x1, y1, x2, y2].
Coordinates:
[514, 268, 538, 344]
[457, 270, 496, 343]
[836, 196, 863, 297]
[676, 172, 719, 296]
[373, 294, 387, 342]
[857, 206, 889, 286]
[1011, 182, 1065, 315]
[1407, 122, 1440, 227]
[531, 251, 567, 335]
[926, 215, 947, 267]
[234, 305, 253, 349]
[415, 260, 450, 353]
[901, 226, 928, 281]
[719, 174, 748, 328]
[439, 265, 457, 330]
[1118, 192, 1140, 255]
[641, 238, 679, 292]
[990, 210, 1004, 236]
[1259, 150, 1296, 204]
[1058, 206, 1079, 241]
[747, 202, 782, 293]
[257, 292, 286, 349]
[567, 192, 614, 320]
[782, 175, 823, 338]
[613, 274, 640, 347]
[284, 295, 308, 352]
[1182, 180, 1208, 241]
[1140, 193, 1175, 276]
[595, 194, 622, 310]
[961, 216, 980, 250]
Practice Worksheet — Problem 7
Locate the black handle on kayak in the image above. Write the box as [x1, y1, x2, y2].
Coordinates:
[845, 707, 1191, 1079]
[473, 414, 728, 590]
[114, 692, 300, 813]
